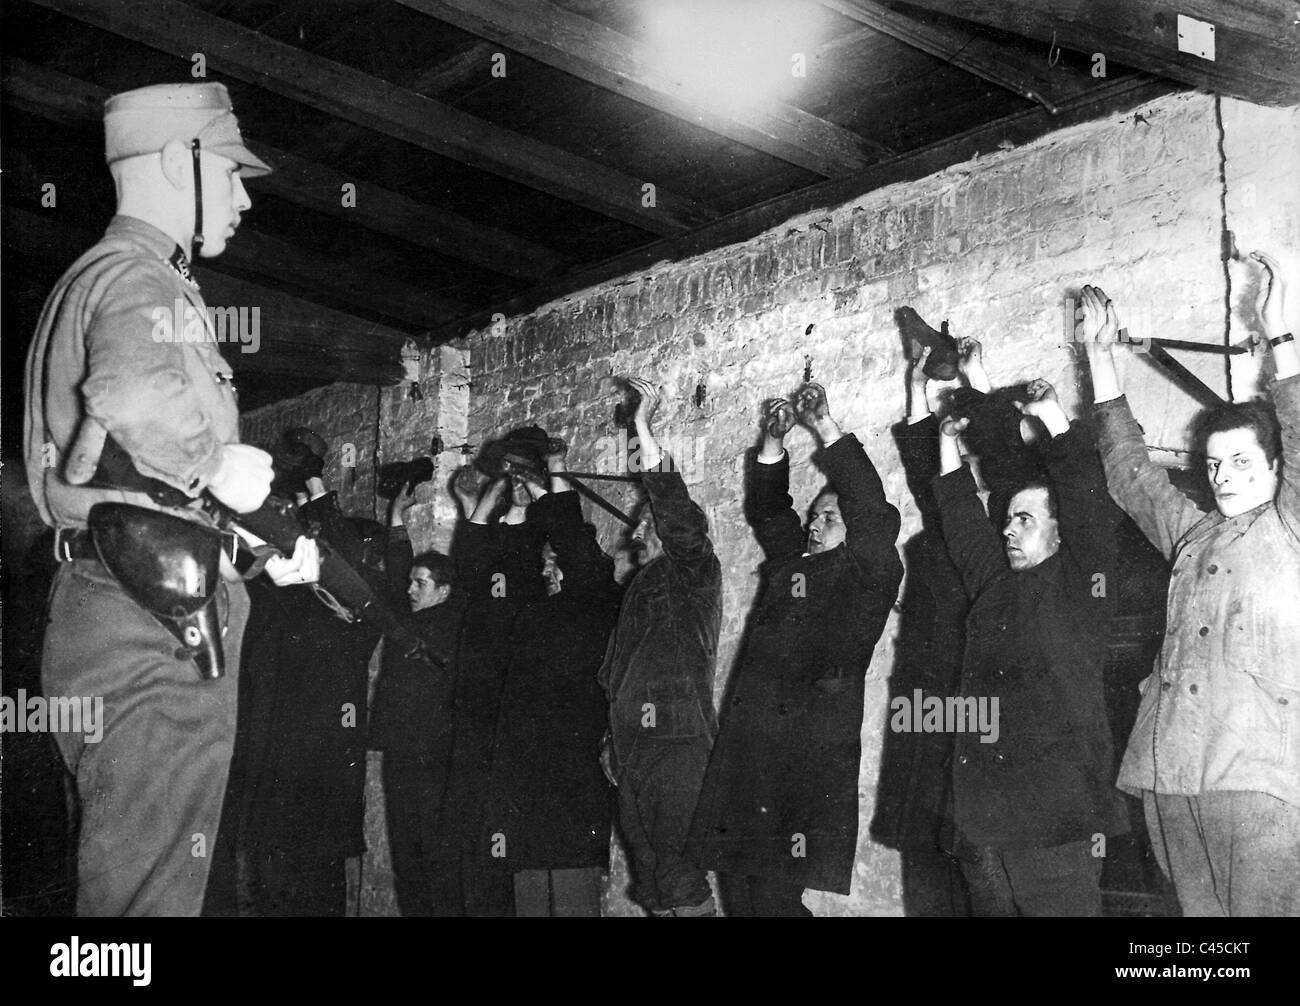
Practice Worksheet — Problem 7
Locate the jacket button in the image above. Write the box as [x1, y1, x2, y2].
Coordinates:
[1207, 564, 1218, 574]
[1281, 697, 1290, 706]
[1162, 681, 1172, 691]
[994, 752, 1005, 762]
[958, 755, 969, 765]
[1199, 626, 1210, 637]
[1189, 684, 1198, 695]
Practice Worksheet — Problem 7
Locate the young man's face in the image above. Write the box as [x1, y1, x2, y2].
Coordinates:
[196, 151, 251, 258]
[629, 505, 663, 566]
[1002, 486, 1060, 572]
[541, 542, 564, 596]
[1206, 427, 1278, 517]
[408, 566, 450, 612]
[807, 492, 845, 554]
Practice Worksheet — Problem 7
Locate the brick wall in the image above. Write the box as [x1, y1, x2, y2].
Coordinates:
[246, 90, 1299, 916]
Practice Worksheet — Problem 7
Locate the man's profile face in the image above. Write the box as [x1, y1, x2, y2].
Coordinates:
[807, 492, 845, 554]
[1206, 427, 1278, 517]
[629, 505, 663, 566]
[196, 151, 251, 258]
[1002, 487, 1060, 572]
[408, 566, 450, 612]
[541, 542, 564, 596]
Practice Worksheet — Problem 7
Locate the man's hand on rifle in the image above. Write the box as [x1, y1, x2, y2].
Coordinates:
[265, 535, 321, 586]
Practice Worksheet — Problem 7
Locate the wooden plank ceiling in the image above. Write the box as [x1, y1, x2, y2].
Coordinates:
[3, 0, 1296, 410]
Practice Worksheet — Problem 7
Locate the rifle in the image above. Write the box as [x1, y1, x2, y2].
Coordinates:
[206, 494, 443, 669]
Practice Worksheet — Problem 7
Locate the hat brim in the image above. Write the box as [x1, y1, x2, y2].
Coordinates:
[210, 142, 273, 178]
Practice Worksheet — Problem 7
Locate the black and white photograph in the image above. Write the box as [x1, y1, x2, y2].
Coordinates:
[1, 0, 1296, 964]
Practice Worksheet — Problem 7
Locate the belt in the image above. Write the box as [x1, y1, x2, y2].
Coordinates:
[54, 525, 240, 564]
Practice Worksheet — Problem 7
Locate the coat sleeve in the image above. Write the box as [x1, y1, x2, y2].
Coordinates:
[385, 525, 415, 604]
[934, 464, 1005, 599]
[533, 489, 617, 594]
[642, 468, 715, 570]
[1093, 395, 1202, 561]
[1270, 375, 1300, 536]
[744, 449, 806, 566]
[819, 433, 903, 597]
[893, 415, 942, 526]
[1041, 421, 1122, 609]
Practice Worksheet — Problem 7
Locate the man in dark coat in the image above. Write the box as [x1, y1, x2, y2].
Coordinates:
[480, 442, 621, 916]
[369, 486, 465, 917]
[872, 344, 976, 917]
[688, 383, 904, 916]
[441, 467, 548, 915]
[215, 478, 384, 916]
[933, 378, 1128, 916]
[598, 377, 722, 917]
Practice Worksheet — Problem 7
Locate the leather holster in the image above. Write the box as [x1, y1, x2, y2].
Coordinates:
[88, 502, 227, 681]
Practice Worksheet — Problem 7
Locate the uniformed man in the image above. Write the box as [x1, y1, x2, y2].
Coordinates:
[24, 82, 318, 916]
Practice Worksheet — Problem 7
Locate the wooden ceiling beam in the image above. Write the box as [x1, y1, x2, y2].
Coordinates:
[432, 75, 1176, 342]
[6, 206, 409, 383]
[406, 40, 500, 96]
[887, 0, 1300, 106]
[3, 145, 463, 330]
[818, 0, 1098, 113]
[33, 0, 720, 235]
[1, 58, 569, 283]
[395, 0, 895, 175]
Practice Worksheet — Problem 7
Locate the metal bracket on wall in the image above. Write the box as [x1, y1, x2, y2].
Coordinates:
[554, 470, 641, 526]
[1123, 328, 1245, 408]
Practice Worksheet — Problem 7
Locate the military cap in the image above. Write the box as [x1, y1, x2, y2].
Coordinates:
[104, 81, 272, 177]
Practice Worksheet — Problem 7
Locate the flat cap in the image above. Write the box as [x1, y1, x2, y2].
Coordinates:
[104, 82, 272, 177]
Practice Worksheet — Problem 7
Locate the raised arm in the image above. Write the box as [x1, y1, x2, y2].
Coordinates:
[1253, 253, 1300, 529]
[1022, 379, 1123, 585]
[1080, 284, 1202, 559]
[746, 397, 805, 565]
[386, 485, 419, 601]
[819, 432, 903, 593]
[626, 375, 716, 568]
[934, 414, 1006, 598]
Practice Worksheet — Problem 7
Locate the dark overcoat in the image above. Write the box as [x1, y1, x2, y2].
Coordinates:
[871, 416, 968, 851]
[688, 433, 903, 894]
[933, 423, 1129, 851]
[482, 490, 620, 870]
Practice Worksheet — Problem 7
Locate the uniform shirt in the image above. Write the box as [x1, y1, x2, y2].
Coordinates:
[24, 215, 240, 529]
[1095, 379, 1300, 810]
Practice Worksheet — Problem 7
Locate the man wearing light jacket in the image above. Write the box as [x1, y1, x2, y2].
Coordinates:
[1081, 258, 1300, 916]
